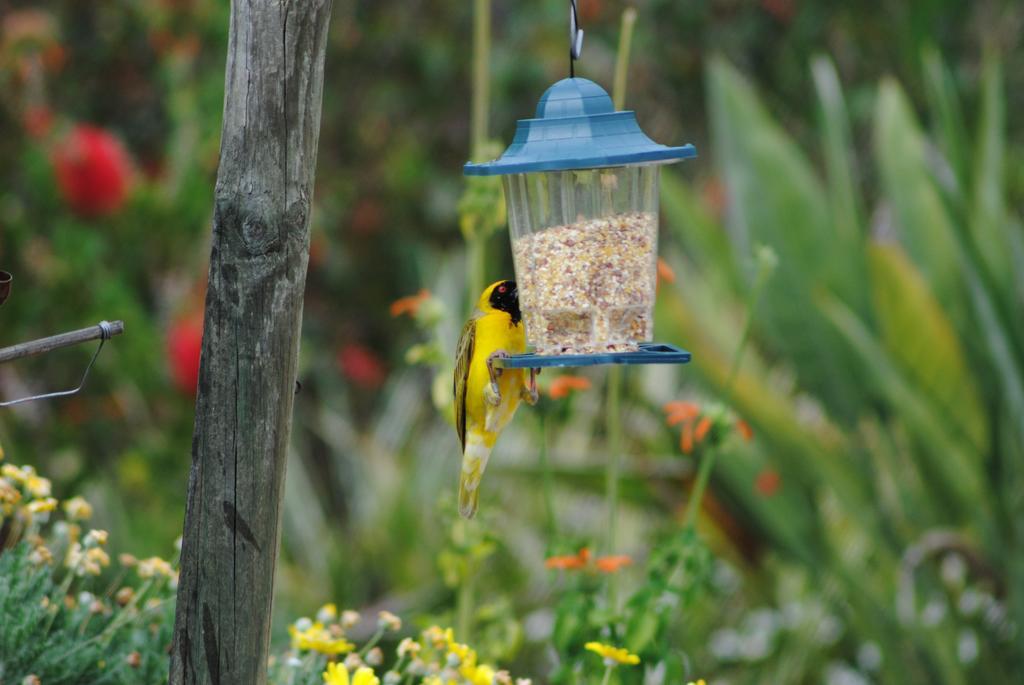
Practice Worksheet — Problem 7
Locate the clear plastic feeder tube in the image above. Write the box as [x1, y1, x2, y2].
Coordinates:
[504, 164, 660, 355]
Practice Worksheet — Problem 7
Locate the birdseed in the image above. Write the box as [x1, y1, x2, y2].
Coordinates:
[512, 211, 658, 355]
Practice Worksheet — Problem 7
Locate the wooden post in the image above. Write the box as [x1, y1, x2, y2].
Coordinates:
[169, 1, 332, 683]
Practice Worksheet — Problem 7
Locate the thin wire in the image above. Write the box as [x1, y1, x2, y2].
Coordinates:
[0, 321, 114, 408]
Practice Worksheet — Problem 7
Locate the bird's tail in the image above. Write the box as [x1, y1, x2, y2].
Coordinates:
[458, 437, 492, 519]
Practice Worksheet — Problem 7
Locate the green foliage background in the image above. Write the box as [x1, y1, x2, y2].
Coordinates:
[1, 0, 1023, 682]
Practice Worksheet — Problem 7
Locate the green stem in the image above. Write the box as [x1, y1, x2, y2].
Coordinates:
[43, 565, 78, 635]
[600, 664, 614, 685]
[605, 366, 623, 610]
[359, 626, 387, 658]
[683, 448, 715, 531]
[456, 571, 475, 643]
[539, 412, 557, 537]
[603, 7, 636, 611]
[467, 0, 492, 299]
[471, 0, 491, 159]
[469, 235, 486, 305]
[612, 7, 638, 110]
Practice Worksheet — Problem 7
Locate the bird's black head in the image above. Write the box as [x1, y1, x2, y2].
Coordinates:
[488, 280, 521, 325]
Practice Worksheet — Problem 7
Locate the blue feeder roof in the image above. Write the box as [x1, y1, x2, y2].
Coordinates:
[464, 78, 696, 176]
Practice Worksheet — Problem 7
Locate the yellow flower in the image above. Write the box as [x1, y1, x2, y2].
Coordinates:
[378, 610, 401, 631]
[25, 474, 51, 498]
[137, 556, 174, 579]
[28, 545, 52, 565]
[352, 667, 380, 685]
[84, 529, 108, 547]
[396, 637, 421, 658]
[468, 664, 495, 685]
[422, 625, 447, 648]
[323, 662, 348, 685]
[317, 602, 338, 623]
[341, 609, 361, 629]
[63, 496, 93, 521]
[290, 621, 355, 655]
[584, 642, 640, 666]
[2, 464, 25, 483]
[687, 680, 707, 685]
[323, 664, 380, 685]
[26, 497, 57, 514]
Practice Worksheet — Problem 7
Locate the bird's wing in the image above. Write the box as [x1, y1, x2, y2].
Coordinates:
[453, 314, 477, 451]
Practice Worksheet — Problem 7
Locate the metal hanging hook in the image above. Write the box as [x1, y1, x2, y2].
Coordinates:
[0, 271, 11, 307]
[569, 0, 584, 77]
[0, 320, 123, 408]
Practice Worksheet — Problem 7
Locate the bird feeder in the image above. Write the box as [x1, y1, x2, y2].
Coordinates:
[464, 8, 695, 368]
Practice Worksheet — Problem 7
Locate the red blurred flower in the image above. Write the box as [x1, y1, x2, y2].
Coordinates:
[167, 314, 203, 395]
[52, 124, 133, 218]
[351, 197, 384, 235]
[761, 0, 796, 23]
[337, 343, 387, 389]
[390, 289, 431, 318]
[547, 375, 591, 399]
[23, 106, 53, 139]
[755, 469, 781, 497]
[736, 419, 754, 441]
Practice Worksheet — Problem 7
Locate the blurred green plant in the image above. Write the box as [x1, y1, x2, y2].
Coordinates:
[652, 48, 1024, 683]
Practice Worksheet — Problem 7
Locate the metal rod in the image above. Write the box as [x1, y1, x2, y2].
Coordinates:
[0, 321, 125, 364]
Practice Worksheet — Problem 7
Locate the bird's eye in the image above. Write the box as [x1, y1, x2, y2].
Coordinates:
[498, 285, 507, 293]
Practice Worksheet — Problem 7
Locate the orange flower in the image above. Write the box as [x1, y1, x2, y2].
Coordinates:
[755, 469, 780, 497]
[680, 422, 695, 454]
[656, 258, 676, 286]
[548, 375, 591, 399]
[663, 401, 699, 427]
[694, 417, 712, 443]
[390, 289, 431, 318]
[546, 548, 632, 574]
[545, 547, 591, 570]
[736, 419, 754, 441]
[595, 555, 632, 573]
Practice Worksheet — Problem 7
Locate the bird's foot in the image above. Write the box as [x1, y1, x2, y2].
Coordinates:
[486, 350, 510, 384]
[484, 380, 501, 407]
[485, 350, 510, 406]
[522, 367, 540, 405]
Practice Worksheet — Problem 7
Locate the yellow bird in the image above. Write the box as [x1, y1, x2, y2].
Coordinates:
[454, 280, 538, 519]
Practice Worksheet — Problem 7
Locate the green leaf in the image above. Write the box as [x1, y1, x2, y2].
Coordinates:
[874, 79, 964, 321]
[812, 55, 864, 245]
[970, 51, 1011, 283]
[867, 242, 987, 452]
[707, 57, 868, 417]
[818, 292, 988, 525]
[921, 46, 970, 190]
[624, 593, 661, 655]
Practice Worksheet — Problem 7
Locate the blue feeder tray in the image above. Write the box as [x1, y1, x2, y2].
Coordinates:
[493, 342, 691, 369]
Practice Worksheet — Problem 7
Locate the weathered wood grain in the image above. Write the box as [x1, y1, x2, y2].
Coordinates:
[168, 1, 333, 683]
